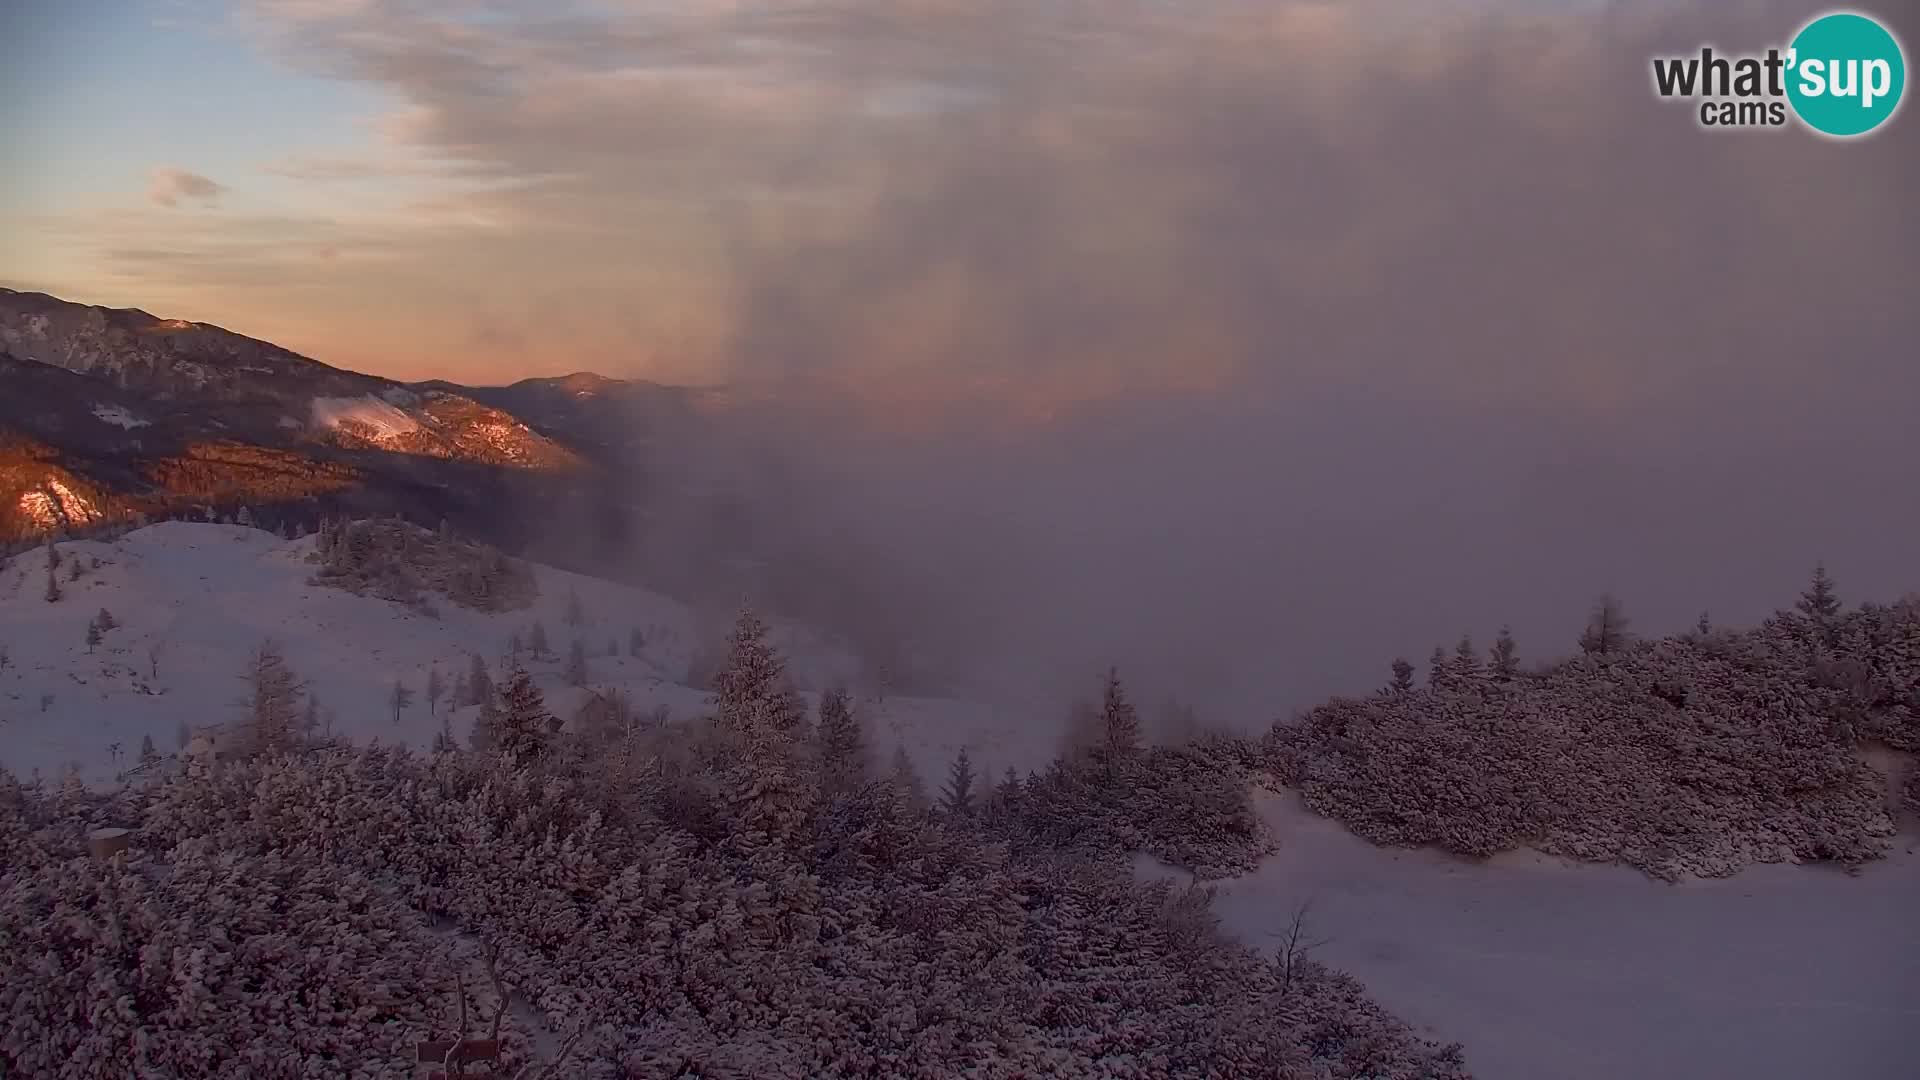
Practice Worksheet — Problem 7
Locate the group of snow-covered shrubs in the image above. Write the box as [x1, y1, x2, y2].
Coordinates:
[1267, 573, 1919, 880]
[0, 610, 1467, 1080]
[309, 515, 537, 614]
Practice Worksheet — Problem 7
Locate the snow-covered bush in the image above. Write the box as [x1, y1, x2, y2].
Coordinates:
[983, 743, 1273, 878]
[1269, 599, 1920, 879]
[0, 773, 465, 1078]
[308, 516, 536, 613]
[2, 664, 1466, 1080]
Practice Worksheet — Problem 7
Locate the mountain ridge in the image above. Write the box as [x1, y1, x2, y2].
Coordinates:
[0, 289, 624, 543]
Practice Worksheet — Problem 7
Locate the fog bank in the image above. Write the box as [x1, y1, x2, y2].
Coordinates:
[588, 0, 1919, 726]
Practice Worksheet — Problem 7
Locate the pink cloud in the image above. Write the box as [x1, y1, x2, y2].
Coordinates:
[146, 167, 227, 208]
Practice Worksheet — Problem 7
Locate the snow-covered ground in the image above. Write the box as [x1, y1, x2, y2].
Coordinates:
[1141, 788, 1920, 1080]
[20, 524, 1910, 1079]
[0, 523, 1040, 787]
[90, 403, 149, 429]
[309, 393, 422, 439]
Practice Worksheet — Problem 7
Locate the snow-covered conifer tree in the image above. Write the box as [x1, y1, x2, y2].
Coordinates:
[494, 664, 554, 764]
[940, 746, 978, 817]
[890, 744, 930, 814]
[565, 639, 590, 687]
[1101, 668, 1142, 759]
[1428, 645, 1449, 688]
[1489, 626, 1519, 681]
[466, 652, 493, 707]
[85, 622, 101, 653]
[710, 607, 787, 738]
[1387, 658, 1415, 694]
[529, 620, 551, 659]
[1797, 564, 1842, 621]
[238, 638, 302, 755]
[432, 712, 457, 753]
[469, 693, 500, 753]
[1579, 593, 1631, 656]
[565, 587, 586, 627]
[815, 685, 867, 793]
[389, 678, 414, 724]
[94, 608, 116, 631]
[425, 666, 444, 715]
[1452, 635, 1481, 680]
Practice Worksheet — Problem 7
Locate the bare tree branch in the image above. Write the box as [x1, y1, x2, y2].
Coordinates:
[1277, 898, 1331, 997]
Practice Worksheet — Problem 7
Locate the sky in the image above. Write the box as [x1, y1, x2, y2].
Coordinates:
[2, 0, 1906, 390]
[3, 0, 1918, 715]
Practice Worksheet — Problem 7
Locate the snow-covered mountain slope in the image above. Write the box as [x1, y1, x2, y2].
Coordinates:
[0, 290, 589, 544]
[0, 522, 1041, 787]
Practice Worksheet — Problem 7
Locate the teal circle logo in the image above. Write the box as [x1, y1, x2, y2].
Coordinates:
[1786, 12, 1906, 137]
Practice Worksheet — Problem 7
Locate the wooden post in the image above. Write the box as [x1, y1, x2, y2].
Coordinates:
[87, 827, 132, 860]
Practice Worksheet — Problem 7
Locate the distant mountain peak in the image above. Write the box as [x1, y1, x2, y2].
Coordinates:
[0, 289, 587, 542]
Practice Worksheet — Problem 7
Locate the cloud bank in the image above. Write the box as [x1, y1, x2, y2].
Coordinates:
[19, 1, 1920, 721]
[145, 166, 227, 208]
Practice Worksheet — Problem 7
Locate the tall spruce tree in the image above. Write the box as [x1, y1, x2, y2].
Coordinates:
[1452, 635, 1480, 680]
[1387, 657, 1416, 694]
[711, 607, 787, 738]
[1579, 593, 1631, 656]
[239, 638, 302, 755]
[1489, 626, 1520, 681]
[815, 685, 866, 793]
[1100, 667, 1142, 760]
[466, 652, 493, 707]
[1797, 563, 1842, 621]
[940, 746, 978, 817]
[494, 664, 553, 764]
[890, 744, 930, 814]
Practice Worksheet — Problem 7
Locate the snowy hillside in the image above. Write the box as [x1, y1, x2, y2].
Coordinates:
[308, 393, 421, 440]
[0, 522, 1039, 788]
